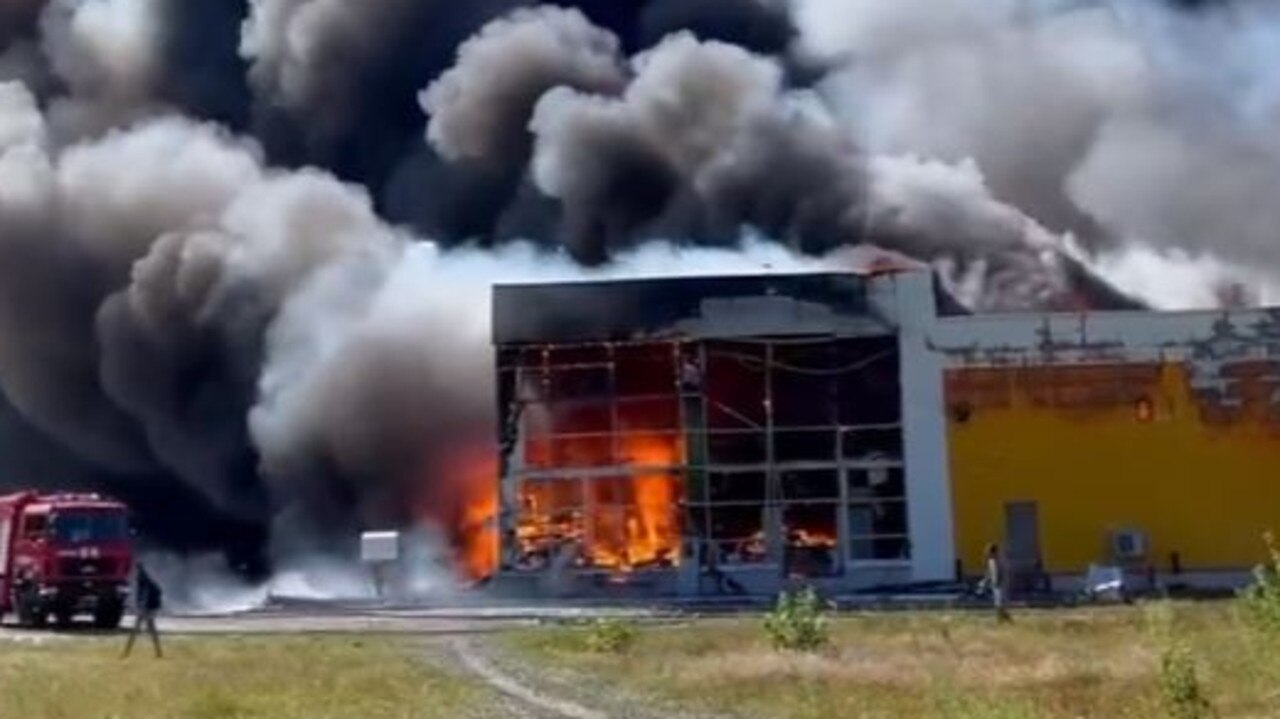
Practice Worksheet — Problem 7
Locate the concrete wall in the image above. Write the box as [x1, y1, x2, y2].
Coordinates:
[882, 273, 956, 582]
[929, 304, 1280, 577]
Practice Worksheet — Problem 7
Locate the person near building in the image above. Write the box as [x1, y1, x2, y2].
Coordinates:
[984, 543, 1013, 623]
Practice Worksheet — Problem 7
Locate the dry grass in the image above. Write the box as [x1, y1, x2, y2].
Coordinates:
[507, 602, 1280, 719]
[0, 634, 485, 719]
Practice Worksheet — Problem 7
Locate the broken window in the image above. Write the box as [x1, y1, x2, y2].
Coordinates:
[841, 427, 903, 462]
[780, 469, 840, 501]
[706, 431, 767, 465]
[513, 478, 584, 572]
[691, 470, 769, 567]
[771, 342, 839, 428]
[615, 343, 677, 397]
[704, 342, 767, 430]
[833, 338, 901, 426]
[783, 503, 840, 577]
[707, 506, 768, 565]
[774, 429, 838, 463]
[584, 472, 682, 571]
[498, 330, 908, 581]
[846, 466, 909, 562]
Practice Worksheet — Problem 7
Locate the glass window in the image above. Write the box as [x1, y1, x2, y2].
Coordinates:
[771, 342, 839, 428]
[783, 504, 840, 577]
[707, 506, 768, 565]
[706, 432, 767, 465]
[846, 466, 906, 501]
[773, 430, 838, 463]
[617, 397, 680, 431]
[781, 469, 840, 501]
[708, 472, 766, 504]
[841, 427, 903, 461]
[50, 512, 128, 542]
[847, 502, 910, 561]
[615, 344, 678, 397]
[849, 534, 910, 561]
[704, 342, 766, 429]
[22, 514, 47, 539]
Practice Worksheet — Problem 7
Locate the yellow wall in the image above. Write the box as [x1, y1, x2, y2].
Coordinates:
[946, 362, 1280, 574]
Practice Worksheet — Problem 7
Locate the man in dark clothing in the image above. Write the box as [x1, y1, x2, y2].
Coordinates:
[121, 563, 163, 658]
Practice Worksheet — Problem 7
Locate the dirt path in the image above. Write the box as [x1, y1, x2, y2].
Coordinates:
[447, 636, 608, 719]
[445, 634, 725, 719]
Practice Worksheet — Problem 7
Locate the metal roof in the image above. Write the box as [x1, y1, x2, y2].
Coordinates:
[492, 272, 890, 345]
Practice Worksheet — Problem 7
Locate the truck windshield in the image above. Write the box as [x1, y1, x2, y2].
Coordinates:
[49, 512, 129, 542]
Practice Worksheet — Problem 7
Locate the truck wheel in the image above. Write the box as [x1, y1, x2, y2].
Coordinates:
[13, 595, 30, 627]
[15, 589, 46, 628]
[54, 610, 76, 629]
[94, 602, 124, 630]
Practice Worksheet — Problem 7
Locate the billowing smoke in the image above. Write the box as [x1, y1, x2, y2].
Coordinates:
[796, 0, 1280, 282]
[0, 0, 1274, 591]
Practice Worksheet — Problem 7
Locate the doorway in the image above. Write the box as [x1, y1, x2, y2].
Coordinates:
[1003, 501, 1043, 594]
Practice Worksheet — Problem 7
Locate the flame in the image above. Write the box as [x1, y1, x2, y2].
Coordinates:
[421, 442, 499, 582]
[789, 528, 838, 549]
[588, 433, 684, 572]
[457, 469, 499, 582]
[587, 434, 683, 572]
[514, 479, 585, 568]
[515, 432, 685, 574]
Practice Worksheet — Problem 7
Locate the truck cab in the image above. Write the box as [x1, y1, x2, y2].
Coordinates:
[0, 492, 133, 629]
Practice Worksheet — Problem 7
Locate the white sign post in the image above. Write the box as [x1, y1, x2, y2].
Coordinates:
[360, 531, 401, 598]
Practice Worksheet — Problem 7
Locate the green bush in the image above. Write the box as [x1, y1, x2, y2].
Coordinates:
[763, 587, 830, 652]
[1240, 531, 1280, 635]
[584, 617, 638, 654]
[1146, 601, 1213, 719]
[1158, 642, 1213, 719]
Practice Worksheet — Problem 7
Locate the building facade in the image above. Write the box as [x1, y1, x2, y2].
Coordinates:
[488, 271, 1280, 596]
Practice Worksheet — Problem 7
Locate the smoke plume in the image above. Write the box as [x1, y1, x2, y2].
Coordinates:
[0, 0, 1273, 586]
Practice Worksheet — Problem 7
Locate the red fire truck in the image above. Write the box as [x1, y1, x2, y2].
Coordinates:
[0, 492, 133, 628]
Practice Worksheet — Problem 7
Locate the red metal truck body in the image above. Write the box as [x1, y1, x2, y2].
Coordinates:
[0, 492, 132, 628]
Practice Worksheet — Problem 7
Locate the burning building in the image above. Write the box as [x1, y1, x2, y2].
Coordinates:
[488, 271, 945, 596]
[0, 0, 1277, 592]
[485, 270, 1280, 596]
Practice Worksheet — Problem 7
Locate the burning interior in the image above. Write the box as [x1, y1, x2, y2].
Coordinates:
[489, 274, 913, 595]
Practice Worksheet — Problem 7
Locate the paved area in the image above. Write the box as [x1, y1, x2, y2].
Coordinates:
[0, 602, 679, 639]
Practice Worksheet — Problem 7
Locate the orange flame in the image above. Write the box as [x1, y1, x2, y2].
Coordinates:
[457, 470, 499, 582]
[585, 434, 683, 572]
[421, 443, 499, 582]
[514, 432, 685, 574]
[789, 529, 838, 550]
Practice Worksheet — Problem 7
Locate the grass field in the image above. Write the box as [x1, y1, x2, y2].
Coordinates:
[3, 601, 1276, 719]
[0, 634, 485, 719]
[506, 601, 1280, 719]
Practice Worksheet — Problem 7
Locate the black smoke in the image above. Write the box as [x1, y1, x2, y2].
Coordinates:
[0, 0, 1260, 582]
[0, 0, 811, 575]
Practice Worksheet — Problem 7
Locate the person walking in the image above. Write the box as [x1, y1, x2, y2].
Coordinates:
[121, 562, 163, 659]
[984, 543, 1013, 624]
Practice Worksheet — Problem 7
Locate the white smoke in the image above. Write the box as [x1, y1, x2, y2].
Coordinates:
[0, 79, 42, 149]
[795, 0, 1280, 302]
[241, 0, 424, 151]
[144, 528, 458, 613]
[39, 0, 166, 138]
[422, 6, 626, 164]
